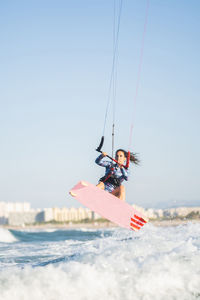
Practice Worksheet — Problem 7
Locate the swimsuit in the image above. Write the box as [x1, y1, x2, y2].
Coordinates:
[95, 154, 129, 192]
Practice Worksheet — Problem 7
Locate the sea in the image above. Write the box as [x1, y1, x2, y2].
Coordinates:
[0, 223, 200, 300]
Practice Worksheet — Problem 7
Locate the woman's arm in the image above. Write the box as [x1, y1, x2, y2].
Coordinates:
[120, 167, 129, 181]
[95, 153, 111, 167]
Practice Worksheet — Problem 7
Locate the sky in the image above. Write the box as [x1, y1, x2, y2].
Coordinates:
[0, 0, 200, 209]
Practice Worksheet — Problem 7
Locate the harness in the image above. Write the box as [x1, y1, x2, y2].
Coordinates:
[100, 165, 121, 188]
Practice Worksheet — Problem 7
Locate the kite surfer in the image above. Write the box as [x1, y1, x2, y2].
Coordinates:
[95, 149, 139, 201]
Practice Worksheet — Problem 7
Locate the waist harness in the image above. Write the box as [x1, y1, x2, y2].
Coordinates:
[100, 173, 121, 188]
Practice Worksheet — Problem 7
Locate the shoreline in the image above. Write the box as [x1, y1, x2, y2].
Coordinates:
[150, 219, 200, 227]
[2, 219, 200, 230]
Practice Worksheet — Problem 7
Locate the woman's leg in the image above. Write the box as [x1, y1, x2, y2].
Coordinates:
[111, 185, 125, 201]
[96, 181, 105, 190]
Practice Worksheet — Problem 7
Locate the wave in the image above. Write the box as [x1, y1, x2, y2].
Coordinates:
[16, 228, 59, 233]
[0, 223, 200, 300]
[0, 228, 17, 243]
[9, 228, 112, 243]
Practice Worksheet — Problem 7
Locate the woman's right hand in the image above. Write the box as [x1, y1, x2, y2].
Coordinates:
[102, 152, 107, 157]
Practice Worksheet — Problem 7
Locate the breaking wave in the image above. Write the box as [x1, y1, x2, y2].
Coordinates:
[0, 223, 200, 300]
[0, 228, 17, 243]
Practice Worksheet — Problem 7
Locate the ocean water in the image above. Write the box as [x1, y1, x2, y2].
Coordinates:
[0, 223, 200, 300]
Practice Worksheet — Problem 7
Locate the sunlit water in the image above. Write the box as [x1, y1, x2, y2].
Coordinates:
[0, 223, 200, 300]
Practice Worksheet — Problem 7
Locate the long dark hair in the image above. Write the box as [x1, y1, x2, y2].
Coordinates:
[115, 149, 140, 165]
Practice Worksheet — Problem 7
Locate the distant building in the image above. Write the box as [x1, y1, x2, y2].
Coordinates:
[8, 210, 43, 226]
[0, 202, 31, 225]
[144, 208, 156, 219]
[46, 207, 100, 222]
[43, 208, 54, 222]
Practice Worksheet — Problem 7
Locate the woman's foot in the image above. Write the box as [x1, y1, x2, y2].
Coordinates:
[96, 182, 105, 190]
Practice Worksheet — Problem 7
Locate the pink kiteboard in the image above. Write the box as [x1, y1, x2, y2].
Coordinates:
[69, 181, 148, 231]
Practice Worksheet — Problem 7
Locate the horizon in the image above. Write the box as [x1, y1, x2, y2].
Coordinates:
[1, 200, 200, 211]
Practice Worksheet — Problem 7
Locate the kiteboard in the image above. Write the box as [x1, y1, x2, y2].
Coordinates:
[69, 181, 148, 231]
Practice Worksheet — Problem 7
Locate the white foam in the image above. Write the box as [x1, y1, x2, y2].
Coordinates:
[0, 223, 200, 300]
[0, 228, 17, 243]
[75, 227, 101, 232]
[17, 228, 58, 233]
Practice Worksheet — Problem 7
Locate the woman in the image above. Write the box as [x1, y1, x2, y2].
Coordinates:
[95, 149, 139, 201]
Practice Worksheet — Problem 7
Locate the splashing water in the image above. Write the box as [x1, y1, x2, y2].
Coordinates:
[0, 223, 200, 300]
[0, 228, 17, 243]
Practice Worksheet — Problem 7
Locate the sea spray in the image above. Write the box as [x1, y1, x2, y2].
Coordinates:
[0, 228, 17, 243]
[0, 223, 199, 300]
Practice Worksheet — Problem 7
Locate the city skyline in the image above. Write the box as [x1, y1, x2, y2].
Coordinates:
[1, 200, 200, 227]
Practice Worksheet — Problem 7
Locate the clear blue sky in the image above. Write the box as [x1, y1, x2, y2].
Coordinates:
[0, 0, 199, 209]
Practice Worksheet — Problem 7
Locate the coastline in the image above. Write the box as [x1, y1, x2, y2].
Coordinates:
[2, 218, 200, 231]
